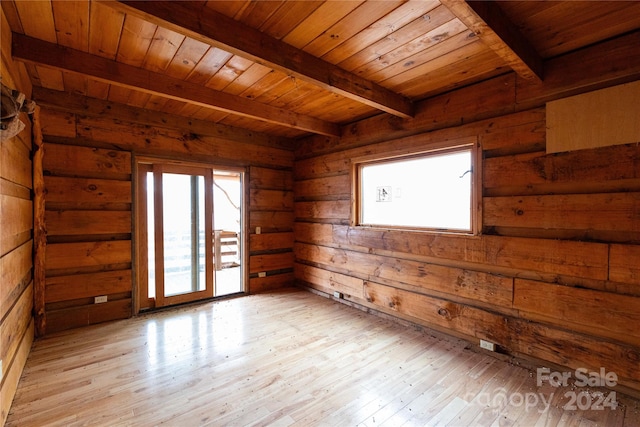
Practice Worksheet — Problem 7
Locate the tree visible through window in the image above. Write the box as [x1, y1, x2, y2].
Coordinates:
[357, 146, 474, 233]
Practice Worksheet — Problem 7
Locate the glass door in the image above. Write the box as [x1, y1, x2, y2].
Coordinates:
[137, 161, 244, 311]
[212, 170, 243, 297]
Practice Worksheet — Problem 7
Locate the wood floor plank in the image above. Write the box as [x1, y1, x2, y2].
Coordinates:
[7, 289, 638, 426]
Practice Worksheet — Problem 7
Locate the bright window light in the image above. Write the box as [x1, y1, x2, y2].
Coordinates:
[358, 147, 474, 232]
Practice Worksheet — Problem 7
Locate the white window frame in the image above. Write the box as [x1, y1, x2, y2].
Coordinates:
[351, 136, 480, 235]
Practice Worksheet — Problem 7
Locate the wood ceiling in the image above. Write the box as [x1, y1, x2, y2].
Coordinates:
[4, 1, 640, 140]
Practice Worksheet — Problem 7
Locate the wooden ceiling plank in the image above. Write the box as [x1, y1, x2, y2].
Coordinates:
[502, 2, 640, 59]
[322, 0, 441, 65]
[282, 1, 364, 49]
[61, 71, 88, 96]
[143, 94, 170, 113]
[203, 0, 244, 20]
[554, 4, 640, 58]
[253, 74, 299, 106]
[315, 97, 373, 124]
[166, 38, 210, 80]
[12, 33, 341, 137]
[255, 1, 323, 40]
[339, 5, 456, 73]
[35, 65, 64, 91]
[202, 109, 232, 124]
[204, 55, 254, 92]
[116, 15, 156, 67]
[517, 29, 640, 110]
[268, 81, 321, 111]
[1, 3, 31, 92]
[356, 18, 469, 81]
[161, 99, 190, 118]
[297, 92, 344, 117]
[440, 0, 543, 81]
[51, 0, 90, 51]
[379, 33, 484, 88]
[1, 1, 25, 34]
[297, 92, 364, 123]
[13, 0, 56, 43]
[187, 47, 233, 85]
[176, 102, 203, 119]
[107, 0, 414, 118]
[225, 63, 274, 96]
[240, 70, 290, 102]
[107, 85, 132, 105]
[86, 78, 110, 100]
[368, 29, 477, 84]
[188, 106, 215, 121]
[24, 63, 42, 88]
[142, 26, 185, 73]
[232, 0, 284, 31]
[303, 0, 404, 59]
[126, 90, 151, 109]
[392, 50, 509, 97]
[88, 1, 124, 59]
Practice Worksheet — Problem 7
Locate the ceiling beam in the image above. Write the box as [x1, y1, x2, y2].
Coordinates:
[106, 0, 414, 118]
[12, 33, 341, 137]
[441, 0, 543, 81]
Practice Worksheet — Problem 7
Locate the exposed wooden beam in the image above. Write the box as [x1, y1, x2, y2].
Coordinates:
[12, 33, 341, 137]
[31, 87, 295, 150]
[441, 0, 543, 81]
[105, 0, 414, 118]
[32, 105, 46, 338]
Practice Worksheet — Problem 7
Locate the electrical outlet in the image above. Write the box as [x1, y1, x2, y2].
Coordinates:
[258, 272, 266, 278]
[480, 339, 496, 352]
[94, 295, 108, 304]
[255, 226, 261, 234]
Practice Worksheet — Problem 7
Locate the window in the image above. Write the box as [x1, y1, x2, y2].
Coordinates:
[354, 141, 477, 233]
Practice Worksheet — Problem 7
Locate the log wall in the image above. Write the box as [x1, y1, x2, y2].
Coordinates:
[0, 6, 34, 424]
[42, 142, 133, 333]
[37, 103, 295, 334]
[294, 75, 640, 392]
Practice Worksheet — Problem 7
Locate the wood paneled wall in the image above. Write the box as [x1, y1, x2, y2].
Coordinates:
[1, 7, 34, 424]
[294, 94, 640, 392]
[249, 166, 295, 292]
[36, 104, 295, 334]
[43, 143, 133, 333]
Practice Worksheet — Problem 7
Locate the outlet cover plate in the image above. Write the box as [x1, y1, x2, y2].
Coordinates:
[480, 339, 495, 352]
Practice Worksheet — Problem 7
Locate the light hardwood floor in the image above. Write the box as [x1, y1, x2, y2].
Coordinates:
[7, 289, 640, 426]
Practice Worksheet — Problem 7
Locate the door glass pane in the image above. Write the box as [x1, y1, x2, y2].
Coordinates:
[147, 172, 155, 299]
[162, 173, 205, 297]
[213, 171, 242, 296]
